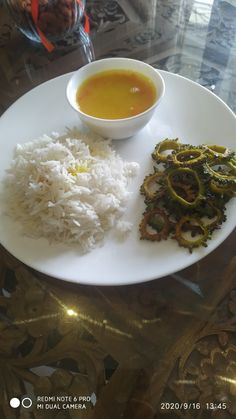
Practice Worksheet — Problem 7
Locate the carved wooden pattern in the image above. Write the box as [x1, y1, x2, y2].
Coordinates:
[1, 242, 236, 418]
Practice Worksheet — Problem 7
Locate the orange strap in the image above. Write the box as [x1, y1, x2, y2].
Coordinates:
[84, 12, 90, 33]
[77, 0, 90, 33]
[31, 0, 54, 52]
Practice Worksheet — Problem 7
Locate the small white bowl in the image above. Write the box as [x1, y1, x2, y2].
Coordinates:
[66, 57, 165, 139]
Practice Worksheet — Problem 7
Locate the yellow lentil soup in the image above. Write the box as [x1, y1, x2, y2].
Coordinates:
[76, 69, 157, 120]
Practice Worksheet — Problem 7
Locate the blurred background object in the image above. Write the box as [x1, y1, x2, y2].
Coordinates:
[4, 0, 86, 46]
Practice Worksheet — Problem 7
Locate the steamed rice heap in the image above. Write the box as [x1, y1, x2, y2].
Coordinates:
[4, 129, 139, 252]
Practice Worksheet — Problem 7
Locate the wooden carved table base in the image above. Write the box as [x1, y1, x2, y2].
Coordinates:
[0, 235, 236, 419]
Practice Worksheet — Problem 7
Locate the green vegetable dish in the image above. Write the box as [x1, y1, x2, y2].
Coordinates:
[139, 138, 236, 252]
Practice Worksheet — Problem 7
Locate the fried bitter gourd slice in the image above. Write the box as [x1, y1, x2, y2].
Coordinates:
[175, 216, 209, 253]
[171, 146, 207, 167]
[140, 171, 166, 201]
[204, 144, 235, 161]
[197, 202, 226, 232]
[166, 167, 204, 207]
[228, 157, 236, 171]
[139, 208, 170, 241]
[152, 138, 180, 163]
[210, 179, 236, 195]
[204, 161, 236, 185]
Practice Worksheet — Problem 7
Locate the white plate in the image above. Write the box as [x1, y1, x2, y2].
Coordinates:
[0, 71, 235, 285]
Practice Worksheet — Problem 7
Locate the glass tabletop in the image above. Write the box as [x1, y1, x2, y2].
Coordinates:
[0, 1, 236, 418]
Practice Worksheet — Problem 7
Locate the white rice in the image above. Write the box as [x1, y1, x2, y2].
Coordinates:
[3, 128, 139, 252]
